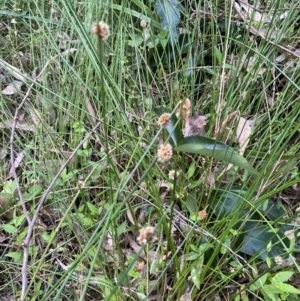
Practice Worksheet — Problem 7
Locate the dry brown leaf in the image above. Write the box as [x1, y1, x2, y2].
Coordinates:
[178, 293, 192, 301]
[2, 80, 23, 95]
[8, 150, 25, 178]
[235, 1, 270, 23]
[183, 115, 207, 137]
[135, 261, 145, 272]
[206, 169, 215, 188]
[236, 117, 251, 156]
[27, 105, 41, 127]
[128, 236, 156, 261]
[0, 119, 35, 132]
[0, 195, 13, 220]
[257, 27, 279, 40]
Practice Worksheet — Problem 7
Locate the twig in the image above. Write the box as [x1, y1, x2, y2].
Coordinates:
[9, 55, 66, 299]
[20, 119, 103, 299]
[8, 49, 99, 300]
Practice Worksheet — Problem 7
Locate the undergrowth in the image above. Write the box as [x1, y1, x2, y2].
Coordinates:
[0, 0, 300, 300]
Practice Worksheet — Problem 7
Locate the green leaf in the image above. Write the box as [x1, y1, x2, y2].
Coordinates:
[262, 285, 278, 301]
[274, 283, 300, 294]
[112, 4, 160, 29]
[40, 231, 52, 243]
[23, 184, 43, 201]
[187, 162, 196, 178]
[117, 221, 127, 236]
[257, 199, 285, 221]
[175, 136, 258, 174]
[14, 214, 26, 227]
[250, 273, 269, 291]
[190, 256, 203, 289]
[2, 224, 17, 234]
[185, 54, 196, 77]
[241, 221, 289, 260]
[208, 187, 250, 219]
[213, 46, 223, 64]
[272, 271, 294, 284]
[128, 34, 144, 47]
[186, 252, 200, 261]
[156, 0, 180, 46]
[153, 107, 183, 145]
[5, 251, 22, 263]
[150, 33, 191, 66]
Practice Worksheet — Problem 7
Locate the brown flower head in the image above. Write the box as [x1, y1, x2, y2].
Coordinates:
[157, 143, 173, 163]
[198, 209, 207, 219]
[157, 113, 171, 127]
[137, 226, 157, 245]
[176, 98, 191, 121]
[92, 21, 110, 40]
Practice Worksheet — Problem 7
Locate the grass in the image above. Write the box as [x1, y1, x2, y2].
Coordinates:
[1, 0, 300, 300]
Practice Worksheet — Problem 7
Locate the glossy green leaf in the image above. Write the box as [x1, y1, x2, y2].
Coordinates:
[258, 199, 285, 221]
[208, 187, 250, 219]
[241, 221, 289, 260]
[176, 136, 258, 174]
[156, 0, 180, 46]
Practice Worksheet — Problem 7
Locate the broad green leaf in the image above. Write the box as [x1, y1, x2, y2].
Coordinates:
[208, 187, 250, 219]
[14, 214, 26, 227]
[185, 54, 196, 77]
[250, 273, 269, 291]
[241, 221, 289, 260]
[175, 136, 258, 174]
[2, 224, 17, 234]
[274, 283, 300, 294]
[156, 0, 180, 46]
[5, 251, 23, 263]
[150, 33, 191, 66]
[128, 34, 144, 47]
[190, 178, 202, 189]
[257, 199, 285, 221]
[262, 285, 280, 301]
[272, 271, 294, 284]
[112, 4, 160, 29]
[186, 192, 198, 213]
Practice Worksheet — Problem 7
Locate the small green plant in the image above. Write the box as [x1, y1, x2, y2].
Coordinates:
[250, 271, 300, 301]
